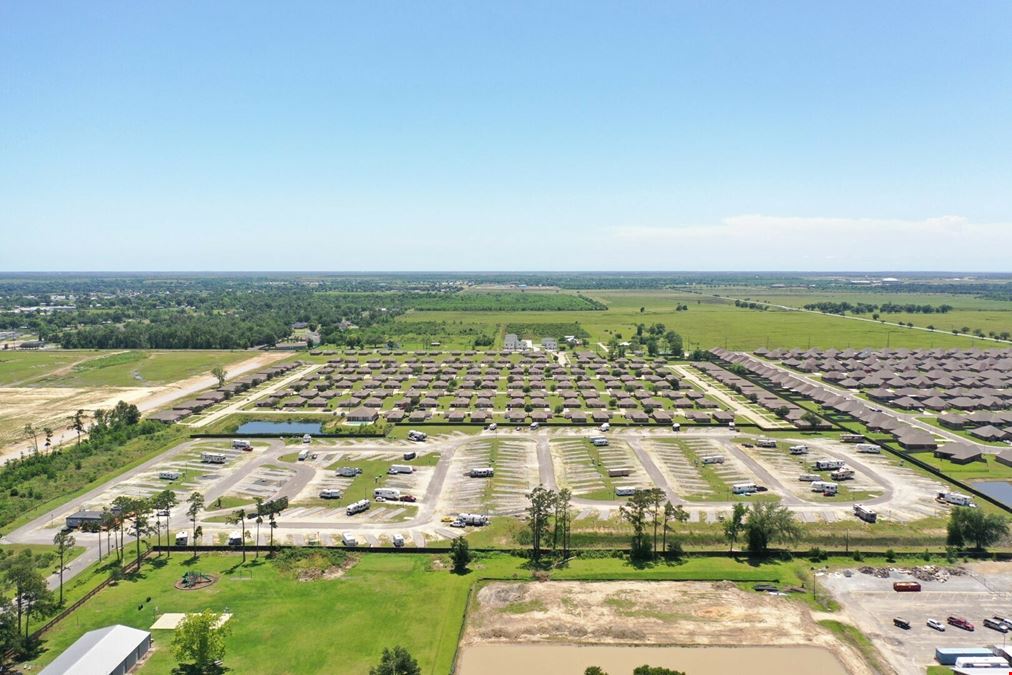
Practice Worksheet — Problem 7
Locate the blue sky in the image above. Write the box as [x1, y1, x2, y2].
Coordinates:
[2, 2, 1010, 271]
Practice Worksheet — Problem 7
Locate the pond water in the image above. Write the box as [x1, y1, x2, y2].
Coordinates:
[971, 480, 1012, 508]
[235, 420, 323, 435]
[457, 644, 849, 675]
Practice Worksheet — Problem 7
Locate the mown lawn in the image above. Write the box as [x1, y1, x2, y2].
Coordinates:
[31, 350, 252, 388]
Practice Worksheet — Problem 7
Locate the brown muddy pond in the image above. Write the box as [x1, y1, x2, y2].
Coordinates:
[458, 644, 851, 675]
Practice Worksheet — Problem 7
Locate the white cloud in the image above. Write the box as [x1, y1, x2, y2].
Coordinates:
[609, 214, 1012, 271]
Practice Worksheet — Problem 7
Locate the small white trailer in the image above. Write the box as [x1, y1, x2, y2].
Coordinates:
[732, 482, 758, 495]
[856, 444, 881, 454]
[159, 471, 181, 481]
[227, 531, 243, 546]
[590, 436, 609, 447]
[388, 464, 414, 475]
[342, 532, 358, 546]
[391, 533, 406, 548]
[789, 445, 809, 455]
[346, 499, 371, 516]
[319, 489, 343, 499]
[615, 486, 639, 497]
[938, 491, 976, 507]
[407, 430, 427, 442]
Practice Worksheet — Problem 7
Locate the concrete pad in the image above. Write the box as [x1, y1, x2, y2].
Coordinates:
[152, 612, 232, 630]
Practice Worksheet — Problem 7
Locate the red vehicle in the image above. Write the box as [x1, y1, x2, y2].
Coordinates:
[399, 495, 417, 503]
[947, 616, 974, 631]
[893, 581, 921, 592]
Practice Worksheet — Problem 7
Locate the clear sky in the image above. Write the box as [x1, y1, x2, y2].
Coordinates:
[2, 2, 1010, 272]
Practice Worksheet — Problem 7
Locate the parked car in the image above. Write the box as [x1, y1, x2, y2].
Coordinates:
[984, 617, 1009, 633]
[926, 619, 945, 632]
[893, 617, 911, 630]
[947, 616, 974, 631]
[399, 495, 417, 503]
[450, 519, 466, 528]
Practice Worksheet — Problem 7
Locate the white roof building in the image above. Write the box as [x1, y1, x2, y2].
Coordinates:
[40, 624, 151, 675]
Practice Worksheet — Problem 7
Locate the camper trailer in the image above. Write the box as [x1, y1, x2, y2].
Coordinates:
[297, 448, 310, 461]
[342, 532, 358, 546]
[798, 473, 821, 482]
[814, 459, 845, 471]
[302, 433, 312, 444]
[757, 439, 777, 449]
[615, 486, 639, 497]
[346, 499, 370, 516]
[599, 422, 611, 432]
[319, 489, 343, 499]
[388, 464, 414, 475]
[374, 488, 401, 501]
[232, 439, 253, 451]
[590, 436, 609, 447]
[175, 531, 188, 546]
[854, 504, 878, 523]
[830, 467, 855, 481]
[227, 531, 243, 546]
[938, 491, 976, 507]
[159, 471, 181, 481]
[701, 455, 725, 465]
[789, 445, 809, 455]
[608, 468, 632, 477]
[856, 444, 881, 454]
[407, 430, 427, 442]
[201, 452, 227, 464]
[336, 466, 362, 477]
[392, 533, 405, 548]
[841, 433, 865, 443]
[457, 513, 490, 526]
[811, 481, 838, 496]
[469, 467, 495, 478]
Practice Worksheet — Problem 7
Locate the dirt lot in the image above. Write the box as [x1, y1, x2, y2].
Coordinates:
[462, 580, 876, 675]
[821, 562, 1012, 675]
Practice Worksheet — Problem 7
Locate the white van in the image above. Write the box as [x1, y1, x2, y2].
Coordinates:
[671, 423, 681, 432]
[392, 533, 405, 548]
[342, 532, 358, 546]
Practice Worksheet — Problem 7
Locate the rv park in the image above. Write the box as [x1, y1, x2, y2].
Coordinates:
[3, 289, 1012, 675]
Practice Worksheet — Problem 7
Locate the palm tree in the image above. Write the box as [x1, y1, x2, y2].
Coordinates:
[253, 498, 264, 558]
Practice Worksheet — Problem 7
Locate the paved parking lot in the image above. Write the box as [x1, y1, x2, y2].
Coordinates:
[821, 563, 1012, 675]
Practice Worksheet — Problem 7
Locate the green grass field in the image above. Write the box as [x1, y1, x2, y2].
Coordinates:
[0, 351, 97, 386]
[395, 289, 991, 351]
[31, 350, 253, 387]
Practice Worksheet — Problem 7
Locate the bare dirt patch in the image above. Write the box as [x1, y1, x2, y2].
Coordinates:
[463, 580, 878, 675]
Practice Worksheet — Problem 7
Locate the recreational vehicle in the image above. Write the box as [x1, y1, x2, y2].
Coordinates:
[789, 445, 809, 455]
[814, 459, 845, 471]
[159, 471, 181, 481]
[374, 488, 401, 501]
[757, 439, 777, 449]
[388, 464, 414, 475]
[201, 452, 227, 464]
[701, 455, 725, 465]
[407, 430, 427, 442]
[732, 482, 758, 495]
[342, 532, 358, 546]
[615, 486, 639, 497]
[227, 531, 243, 546]
[457, 513, 490, 526]
[297, 448, 310, 461]
[590, 436, 609, 447]
[232, 439, 253, 451]
[830, 467, 855, 481]
[346, 499, 370, 516]
[798, 473, 821, 482]
[336, 467, 362, 477]
[175, 532, 188, 546]
[854, 504, 878, 523]
[855, 444, 881, 454]
[938, 492, 976, 507]
[392, 533, 405, 548]
[469, 467, 495, 478]
[319, 489, 343, 499]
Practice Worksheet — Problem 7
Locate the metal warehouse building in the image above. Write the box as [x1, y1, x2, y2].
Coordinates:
[40, 624, 151, 675]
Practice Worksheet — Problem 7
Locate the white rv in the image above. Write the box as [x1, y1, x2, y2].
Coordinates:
[175, 531, 188, 546]
[159, 471, 181, 481]
[336, 466, 362, 477]
[342, 532, 358, 546]
[938, 491, 976, 507]
[757, 438, 777, 448]
[615, 486, 638, 497]
[811, 481, 838, 495]
[732, 482, 758, 495]
[789, 445, 809, 455]
[701, 455, 725, 465]
[856, 444, 881, 454]
[469, 467, 494, 478]
[319, 489, 343, 499]
[302, 433, 312, 444]
[457, 513, 490, 526]
[814, 459, 845, 471]
[392, 533, 405, 548]
[297, 448, 310, 461]
[346, 499, 370, 516]
[374, 488, 401, 501]
[599, 422, 611, 432]
[798, 473, 821, 482]
[388, 464, 414, 475]
[407, 430, 427, 442]
[830, 467, 855, 481]
[201, 452, 227, 464]
[232, 439, 253, 451]
[590, 436, 609, 447]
